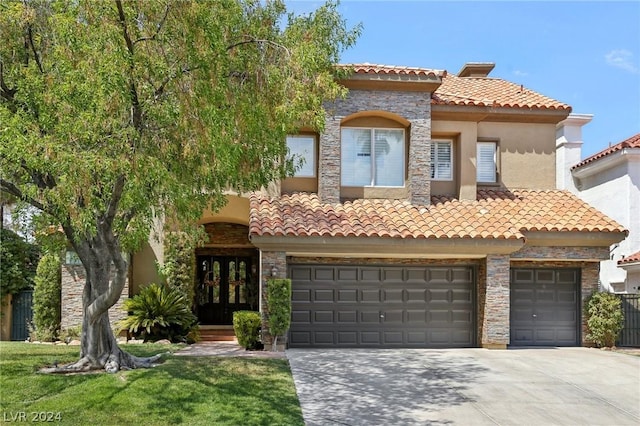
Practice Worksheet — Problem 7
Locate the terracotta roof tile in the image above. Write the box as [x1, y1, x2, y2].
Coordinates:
[572, 133, 640, 170]
[619, 250, 640, 265]
[337, 63, 443, 79]
[432, 73, 571, 111]
[249, 190, 625, 240]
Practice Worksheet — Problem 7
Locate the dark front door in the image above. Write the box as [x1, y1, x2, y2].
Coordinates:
[11, 289, 33, 341]
[196, 256, 254, 325]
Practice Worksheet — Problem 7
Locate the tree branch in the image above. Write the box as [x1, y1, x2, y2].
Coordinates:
[0, 62, 17, 102]
[226, 36, 290, 56]
[115, 0, 135, 56]
[105, 175, 125, 225]
[133, 4, 170, 45]
[0, 178, 52, 216]
[27, 24, 44, 74]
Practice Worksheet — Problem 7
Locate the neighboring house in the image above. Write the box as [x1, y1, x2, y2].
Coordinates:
[58, 62, 626, 349]
[556, 123, 640, 294]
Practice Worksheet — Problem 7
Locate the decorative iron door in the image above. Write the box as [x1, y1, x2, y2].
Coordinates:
[196, 256, 255, 325]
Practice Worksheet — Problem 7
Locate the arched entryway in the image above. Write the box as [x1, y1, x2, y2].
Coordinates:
[194, 223, 258, 326]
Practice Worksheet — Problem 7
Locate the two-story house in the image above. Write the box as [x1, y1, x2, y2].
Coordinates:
[60, 62, 626, 349]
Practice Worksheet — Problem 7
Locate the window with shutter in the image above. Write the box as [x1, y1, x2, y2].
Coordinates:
[341, 128, 404, 187]
[477, 142, 497, 183]
[430, 140, 453, 180]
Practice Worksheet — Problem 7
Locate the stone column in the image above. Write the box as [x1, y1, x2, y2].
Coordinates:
[318, 118, 342, 204]
[408, 118, 431, 206]
[260, 251, 287, 346]
[580, 262, 599, 346]
[481, 254, 510, 349]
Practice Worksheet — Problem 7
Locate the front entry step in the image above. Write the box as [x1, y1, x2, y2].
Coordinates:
[199, 325, 236, 342]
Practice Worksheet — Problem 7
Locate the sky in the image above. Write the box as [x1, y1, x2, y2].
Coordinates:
[286, 0, 640, 159]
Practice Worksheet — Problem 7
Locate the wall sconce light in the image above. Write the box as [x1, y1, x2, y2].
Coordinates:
[270, 265, 278, 277]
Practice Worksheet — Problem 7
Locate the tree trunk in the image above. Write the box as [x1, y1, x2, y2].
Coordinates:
[41, 224, 165, 374]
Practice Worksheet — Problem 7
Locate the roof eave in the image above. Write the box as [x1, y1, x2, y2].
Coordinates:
[431, 104, 571, 124]
[523, 230, 627, 248]
[249, 235, 523, 258]
[572, 148, 640, 178]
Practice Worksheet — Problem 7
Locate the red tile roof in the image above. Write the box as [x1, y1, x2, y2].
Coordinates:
[249, 190, 625, 240]
[337, 63, 571, 111]
[337, 63, 443, 79]
[572, 133, 640, 170]
[619, 250, 640, 265]
[432, 74, 571, 111]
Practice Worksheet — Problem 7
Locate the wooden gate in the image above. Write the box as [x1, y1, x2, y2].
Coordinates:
[618, 294, 640, 347]
[11, 289, 33, 341]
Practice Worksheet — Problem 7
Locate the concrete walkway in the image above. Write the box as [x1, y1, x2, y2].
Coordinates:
[174, 341, 286, 358]
[286, 347, 640, 425]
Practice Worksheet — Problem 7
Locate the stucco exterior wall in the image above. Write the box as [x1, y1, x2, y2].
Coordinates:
[573, 158, 639, 292]
[478, 122, 556, 190]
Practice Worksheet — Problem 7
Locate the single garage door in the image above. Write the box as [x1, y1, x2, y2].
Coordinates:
[289, 265, 475, 348]
[510, 268, 580, 346]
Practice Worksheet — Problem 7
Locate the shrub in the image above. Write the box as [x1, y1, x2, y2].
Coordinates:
[267, 278, 292, 350]
[0, 228, 39, 299]
[59, 326, 81, 343]
[159, 232, 197, 301]
[119, 283, 198, 343]
[586, 291, 624, 348]
[233, 310, 261, 350]
[32, 253, 62, 341]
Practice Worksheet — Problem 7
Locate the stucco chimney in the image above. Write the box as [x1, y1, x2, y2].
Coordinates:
[457, 62, 495, 78]
[555, 113, 593, 192]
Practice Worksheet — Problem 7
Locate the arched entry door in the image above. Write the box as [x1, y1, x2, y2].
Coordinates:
[196, 255, 257, 324]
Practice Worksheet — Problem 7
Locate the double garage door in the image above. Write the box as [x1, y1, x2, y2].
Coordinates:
[289, 264, 475, 348]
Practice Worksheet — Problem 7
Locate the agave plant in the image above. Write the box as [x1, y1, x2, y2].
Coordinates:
[119, 283, 198, 343]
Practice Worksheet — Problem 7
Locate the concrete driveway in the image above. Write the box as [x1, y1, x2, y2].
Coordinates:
[286, 348, 640, 425]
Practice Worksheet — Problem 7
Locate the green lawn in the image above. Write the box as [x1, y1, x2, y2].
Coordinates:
[0, 342, 304, 425]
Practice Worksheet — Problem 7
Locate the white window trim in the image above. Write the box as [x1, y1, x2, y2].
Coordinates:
[340, 127, 405, 188]
[477, 141, 497, 183]
[430, 139, 454, 181]
[286, 135, 316, 178]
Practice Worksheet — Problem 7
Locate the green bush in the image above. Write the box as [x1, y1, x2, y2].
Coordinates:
[119, 283, 198, 343]
[159, 232, 197, 301]
[267, 278, 292, 350]
[233, 310, 261, 350]
[0, 228, 39, 299]
[32, 253, 61, 341]
[586, 291, 624, 348]
[59, 326, 81, 343]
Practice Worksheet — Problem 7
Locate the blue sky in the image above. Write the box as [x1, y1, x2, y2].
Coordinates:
[286, 0, 640, 159]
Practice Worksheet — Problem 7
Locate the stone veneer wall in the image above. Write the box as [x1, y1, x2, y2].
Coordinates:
[319, 90, 432, 205]
[60, 264, 129, 331]
[482, 255, 511, 348]
[203, 223, 251, 246]
[260, 251, 287, 346]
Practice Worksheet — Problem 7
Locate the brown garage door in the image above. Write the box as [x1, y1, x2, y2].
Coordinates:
[289, 265, 475, 348]
[510, 268, 580, 346]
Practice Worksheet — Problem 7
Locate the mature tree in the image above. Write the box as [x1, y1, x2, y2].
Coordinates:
[0, 0, 359, 372]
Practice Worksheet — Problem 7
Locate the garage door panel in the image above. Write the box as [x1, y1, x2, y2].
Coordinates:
[292, 289, 312, 302]
[337, 289, 357, 303]
[314, 311, 334, 323]
[314, 289, 334, 302]
[511, 268, 579, 347]
[382, 289, 404, 303]
[383, 310, 404, 324]
[314, 268, 335, 281]
[428, 289, 450, 302]
[292, 311, 311, 324]
[360, 289, 381, 303]
[337, 268, 357, 281]
[360, 311, 381, 323]
[337, 311, 357, 323]
[290, 265, 474, 348]
[406, 289, 427, 302]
